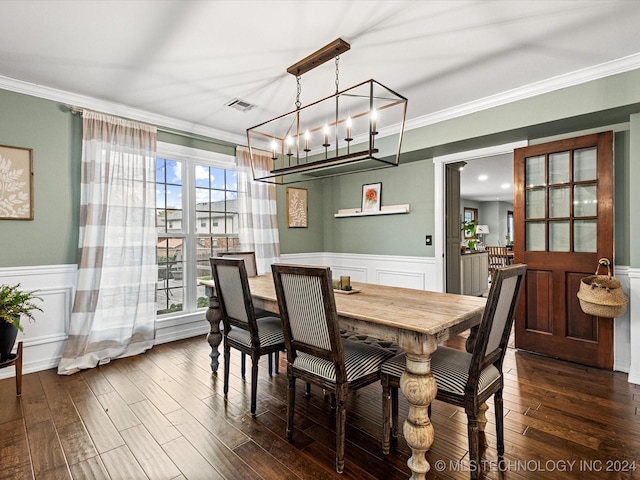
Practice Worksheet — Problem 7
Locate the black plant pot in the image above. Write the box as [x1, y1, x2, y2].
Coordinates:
[0, 320, 19, 362]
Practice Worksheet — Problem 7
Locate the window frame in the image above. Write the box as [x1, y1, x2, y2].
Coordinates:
[156, 141, 236, 318]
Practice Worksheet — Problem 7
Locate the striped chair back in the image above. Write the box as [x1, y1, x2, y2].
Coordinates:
[210, 257, 259, 342]
[217, 251, 258, 277]
[271, 264, 344, 376]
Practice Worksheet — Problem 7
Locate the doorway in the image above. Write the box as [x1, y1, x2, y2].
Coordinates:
[434, 141, 526, 294]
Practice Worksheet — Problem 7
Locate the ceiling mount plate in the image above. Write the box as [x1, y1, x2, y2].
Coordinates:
[287, 38, 351, 77]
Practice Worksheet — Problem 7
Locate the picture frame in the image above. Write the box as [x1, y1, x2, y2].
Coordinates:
[463, 207, 478, 238]
[0, 144, 34, 220]
[286, 187, 308, 228]
[361, 182, 381, 213]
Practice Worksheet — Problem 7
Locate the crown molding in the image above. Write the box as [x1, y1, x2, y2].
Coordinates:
[2, 52, 640, 144]
[405, 52, 640, 132]
[0, 75, 247, 146]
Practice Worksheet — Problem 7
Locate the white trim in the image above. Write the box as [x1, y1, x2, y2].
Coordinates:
[157, 142, 235, 167]
[628, 268, 640, 384]
[3, 53, 640, 148]
[405, 52, 640, 132]
[433, 141, 528, 293]
[0, 75, 247, 146]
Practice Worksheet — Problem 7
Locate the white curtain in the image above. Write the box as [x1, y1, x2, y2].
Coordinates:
[58, 111, 157, 375]
[237, 146, 280, 274]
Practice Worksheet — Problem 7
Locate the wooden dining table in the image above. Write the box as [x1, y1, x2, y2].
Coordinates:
[201, 274, 486, 480]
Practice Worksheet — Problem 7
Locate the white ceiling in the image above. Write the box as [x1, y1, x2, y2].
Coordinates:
[460, 153, 514, 203]
[1, 1, 640, 154]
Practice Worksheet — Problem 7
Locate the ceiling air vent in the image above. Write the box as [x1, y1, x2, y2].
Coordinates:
[225, 98, 257, 112]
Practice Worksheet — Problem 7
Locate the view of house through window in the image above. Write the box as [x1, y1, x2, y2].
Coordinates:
[155, 148, 238, 316]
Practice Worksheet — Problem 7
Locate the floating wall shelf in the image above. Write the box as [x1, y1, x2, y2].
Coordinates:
[334, 204, 410, 218]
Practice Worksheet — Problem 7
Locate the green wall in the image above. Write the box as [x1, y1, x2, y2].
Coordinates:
[3, 66, 640, 268]
[277, 159, 434, 257]
[0, 90, 81, 267]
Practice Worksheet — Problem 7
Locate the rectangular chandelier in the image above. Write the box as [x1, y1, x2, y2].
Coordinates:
[246, 40, 408, 184]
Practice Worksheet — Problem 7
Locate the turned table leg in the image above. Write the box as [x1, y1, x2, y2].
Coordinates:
[399, 336, 438, 480]
[204, 285, 223, 373]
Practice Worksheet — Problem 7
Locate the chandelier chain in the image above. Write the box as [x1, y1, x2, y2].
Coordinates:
[295, 75, 302, 110]
[335, 56, 340, 93]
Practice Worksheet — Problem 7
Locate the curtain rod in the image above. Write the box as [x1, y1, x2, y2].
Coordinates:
[68, 105, 240, 149]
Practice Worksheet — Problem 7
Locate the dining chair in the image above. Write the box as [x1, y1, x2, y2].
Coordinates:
[216, 251, 259, 276]
[486, 246, 509, 281]
[216, 251, 274, 376]
[380, 264, 526, 480]
[209, 257, 286, 416]
[271, 263, 395, 473]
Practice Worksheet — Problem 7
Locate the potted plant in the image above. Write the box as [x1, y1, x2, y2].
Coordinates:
[0, 283, 42, 361]
[462, 220, 477, 250]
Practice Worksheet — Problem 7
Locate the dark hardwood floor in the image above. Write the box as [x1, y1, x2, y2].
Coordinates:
[1, 334, 639, 479]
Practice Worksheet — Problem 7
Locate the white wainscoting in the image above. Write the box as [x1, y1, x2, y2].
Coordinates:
[1, 260, 635, 382]
[612, 266, 631, 374]
[0, 264, 76, 379]
[280, 252, 437, 291]
[627, 267, 640, 384]
[0, 264, 210, 379]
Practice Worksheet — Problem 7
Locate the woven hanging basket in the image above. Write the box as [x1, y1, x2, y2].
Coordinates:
[577, 259, 628, 318]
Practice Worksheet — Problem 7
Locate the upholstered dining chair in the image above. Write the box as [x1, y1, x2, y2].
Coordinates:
[271, 263, 395, 473]
[216, 251, 274, 376]
[380, 264, 526, 480]
[209, 257, 286, 416]
[217, 251, 259, 276]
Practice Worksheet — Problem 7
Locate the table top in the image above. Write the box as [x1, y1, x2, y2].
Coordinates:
[246, 274, 486, 341]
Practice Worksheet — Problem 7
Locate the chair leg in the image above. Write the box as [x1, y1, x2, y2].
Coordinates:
[223, 342, 231, 397]
[286, 376, 296, 441]
[241, 353, 246, 380]
[467, 414, 480, 480]
[274, 351, 279, 374]
[382, 378, 391, 454]
[391, 385, 399, 439]
[495, 390, 505, 456]
[15, 342, 23, 396]
[335, 390, 347, 473]
[305, 382, 311, 396]
[330, 393, 337, 410]
[251, 353, 259, 416]
[268, 353, 273, 376]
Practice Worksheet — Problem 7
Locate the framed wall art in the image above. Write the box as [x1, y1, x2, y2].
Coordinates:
[286, 187, 308, 228]
[0, 144, 34, 220]
[361, 182, 381, 213]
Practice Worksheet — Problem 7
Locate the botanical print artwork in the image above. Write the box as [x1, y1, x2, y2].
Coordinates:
[287, 187, 308, 228]
[0, 154, 30, 219]
[0, 145, 33, 220]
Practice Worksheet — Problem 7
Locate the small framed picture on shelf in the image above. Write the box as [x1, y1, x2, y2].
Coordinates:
[361, 182, 381, 213]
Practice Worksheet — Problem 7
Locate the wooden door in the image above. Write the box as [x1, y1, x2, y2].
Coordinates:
[514, 131, 614, 369]
[446, 163, 462, 294]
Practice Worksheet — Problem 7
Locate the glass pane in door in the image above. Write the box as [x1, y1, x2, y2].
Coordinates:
[574, 147, 597, 181]
[574, 184, 597, 217]
[526, 188, 545, 219]
[526, 222, 545, 251]
[549, 187, 570, 218]
[525, 155, 545, 187]
[549, 221, 570, 251]
[549, 151, 570, 184]
[574, 220, 597, 252]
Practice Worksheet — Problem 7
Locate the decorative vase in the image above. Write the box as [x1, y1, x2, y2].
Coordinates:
[0, 320, 19, 362]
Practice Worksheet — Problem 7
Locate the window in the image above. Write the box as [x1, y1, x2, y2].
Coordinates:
[155, 143, 237, 317]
